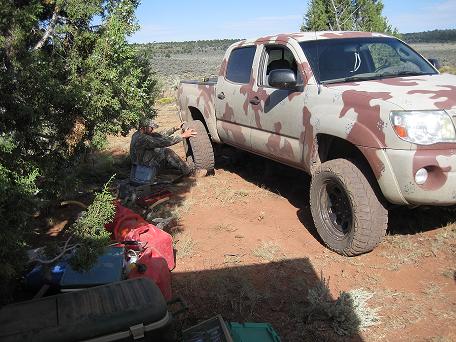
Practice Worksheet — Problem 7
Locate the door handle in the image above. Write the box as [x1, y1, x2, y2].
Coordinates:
[217, 92, 225, 100]
[249, 97, 260, 105]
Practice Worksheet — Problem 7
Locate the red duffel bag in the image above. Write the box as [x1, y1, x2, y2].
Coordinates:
[105, 202, 149, 241]
[124, 224, 175, 271]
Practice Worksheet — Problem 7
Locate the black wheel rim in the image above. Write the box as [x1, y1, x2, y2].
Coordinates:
[319, 179, 353, 237]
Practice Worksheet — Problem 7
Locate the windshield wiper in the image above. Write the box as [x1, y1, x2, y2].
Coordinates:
[322, 70, 434, 85]
[322, 74, 380, 84]
[378, 71, 430, 78]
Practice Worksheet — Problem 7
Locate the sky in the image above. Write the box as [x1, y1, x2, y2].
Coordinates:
[130, 0, 456, 43]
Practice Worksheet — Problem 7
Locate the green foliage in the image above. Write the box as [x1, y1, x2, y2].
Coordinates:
[301, 0, 397, 34]
[68, 180, 115, 271]
[156, 97, 175, 105]
[0, 142, 39, 302]
[0, 0, 157, 189]
[301, 0, 330, 31]
[353, 0, 395, 33]
[0, 0, 157, 300]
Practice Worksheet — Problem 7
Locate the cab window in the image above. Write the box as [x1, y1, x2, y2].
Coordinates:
[225, 46, 256, 84]
[261, 45, 302, 87]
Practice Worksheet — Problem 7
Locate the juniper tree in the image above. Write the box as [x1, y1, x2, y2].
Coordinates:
[0, 0, 157, 302]
[301, 0, 329, 31]
[301, 0, 397, 34]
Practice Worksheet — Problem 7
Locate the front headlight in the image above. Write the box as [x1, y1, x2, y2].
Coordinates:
[390, 110, 456, 145]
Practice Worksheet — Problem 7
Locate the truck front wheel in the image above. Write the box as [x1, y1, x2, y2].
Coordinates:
[310, 159, 388, 256]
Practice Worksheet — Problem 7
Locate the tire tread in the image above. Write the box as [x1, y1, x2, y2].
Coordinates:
[310, 159, 388, 256]
[186, 120, 215, 171]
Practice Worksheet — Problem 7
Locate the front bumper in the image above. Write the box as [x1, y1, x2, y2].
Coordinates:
[385, 148, 456, 205]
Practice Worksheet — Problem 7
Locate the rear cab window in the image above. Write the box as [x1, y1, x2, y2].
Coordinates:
[225, 46, 256, 83]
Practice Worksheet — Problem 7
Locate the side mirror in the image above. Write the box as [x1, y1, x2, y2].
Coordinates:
[268, 69, 297, 89]
[428, 58, 441, 70]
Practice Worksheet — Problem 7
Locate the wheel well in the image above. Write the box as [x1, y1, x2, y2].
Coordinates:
[317, 134, 366, 164]
[316, 134, 386, 203]
[188, 107, 209, 133]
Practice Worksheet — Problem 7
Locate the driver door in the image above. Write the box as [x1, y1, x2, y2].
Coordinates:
[249, 42, 308, 167]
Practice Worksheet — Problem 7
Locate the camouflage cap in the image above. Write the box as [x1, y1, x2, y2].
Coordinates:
[140, 118, 159, 129]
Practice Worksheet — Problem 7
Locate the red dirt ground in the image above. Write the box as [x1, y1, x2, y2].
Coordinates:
[110, 103, 456, 341]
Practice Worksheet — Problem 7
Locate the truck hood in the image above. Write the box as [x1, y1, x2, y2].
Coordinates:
[325, 73, 456, 113]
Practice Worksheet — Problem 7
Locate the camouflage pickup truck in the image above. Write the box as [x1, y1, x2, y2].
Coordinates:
[177, 31, 456, 256]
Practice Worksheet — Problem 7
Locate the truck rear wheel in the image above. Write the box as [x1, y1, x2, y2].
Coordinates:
[184, 120, 214, 172]
[310, 159, 388, 256]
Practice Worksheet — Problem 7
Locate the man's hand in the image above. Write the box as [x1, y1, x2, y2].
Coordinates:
[181, 128, 197, 139]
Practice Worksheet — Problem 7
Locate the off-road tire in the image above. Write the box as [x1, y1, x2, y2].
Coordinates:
[310, 158, 388, 256]
[185, 120, 214, 171]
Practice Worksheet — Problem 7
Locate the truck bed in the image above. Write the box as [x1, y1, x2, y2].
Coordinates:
[177, 78, 220, 142]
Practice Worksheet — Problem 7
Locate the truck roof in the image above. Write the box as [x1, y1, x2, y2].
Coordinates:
[231, 31, 392, 48]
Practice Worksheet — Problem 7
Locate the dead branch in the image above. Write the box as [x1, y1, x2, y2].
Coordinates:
[32, 236, 79, 264]
[330, 0, 341, 31]
[340, 5, 361, 30]
[33, 8, 59, 51]
[61, 200, 88, 209]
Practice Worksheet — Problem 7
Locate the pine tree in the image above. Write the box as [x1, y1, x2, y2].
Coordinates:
[354, 0, 396, 33]
[301, 0, 329, 31]
[301, 0, 397, 34]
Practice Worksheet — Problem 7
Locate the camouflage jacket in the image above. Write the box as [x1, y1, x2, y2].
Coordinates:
[130, 127, 182, 165]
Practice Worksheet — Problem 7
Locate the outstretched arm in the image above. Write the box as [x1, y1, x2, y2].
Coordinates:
[138, 128, 197, 149]
[162, 127, 180, 136]
[138, 133, 182, 148]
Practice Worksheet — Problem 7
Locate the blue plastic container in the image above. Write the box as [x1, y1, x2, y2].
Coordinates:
[228, 322, 281, 342]
[25, 263, 66, 290]
[59, 246, 124, 290]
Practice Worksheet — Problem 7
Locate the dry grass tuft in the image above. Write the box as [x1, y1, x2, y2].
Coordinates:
[214, 188, 251, 204]
[223, 254, 243, 265]
[212, 223, 237, 233]
[171, 198, 194, 219]
[421, 281, 443, 298]
[174, 233, 196, 258]
[440, 65, 456, 75]
[156, 97, 175, 105]
[430, 336, 455, 342]
[252, 241, 281, 261]
[381, 235, 425, 269]
[305, 275, 380, 336]
[433, 222, 456, 250]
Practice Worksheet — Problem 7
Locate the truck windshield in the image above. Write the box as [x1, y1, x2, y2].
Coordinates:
[299, 37, 437, 84]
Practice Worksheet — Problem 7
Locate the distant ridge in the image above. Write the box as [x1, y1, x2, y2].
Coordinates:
[133, 39, 240, 56]
[402, 29, 456, 43]
[133, 29, 456, 50]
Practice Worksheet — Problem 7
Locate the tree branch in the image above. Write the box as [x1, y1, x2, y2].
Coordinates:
[340, 5, 361, 30]
[33, 236, 79, 264]
[330, 0, 341, 30]
[33, 8, 59, 51]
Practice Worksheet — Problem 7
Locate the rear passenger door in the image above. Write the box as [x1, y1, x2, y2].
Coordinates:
[215, 45, 259, 149]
